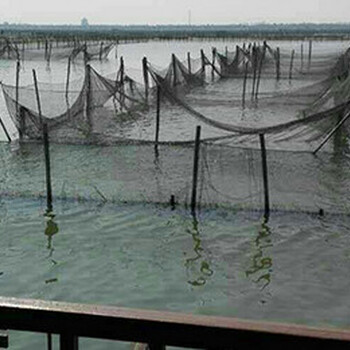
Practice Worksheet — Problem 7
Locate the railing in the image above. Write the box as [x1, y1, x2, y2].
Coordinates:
[0, 296, 350, 349]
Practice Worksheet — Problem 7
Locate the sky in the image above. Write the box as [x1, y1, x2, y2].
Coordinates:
[1, 0, 349, 25]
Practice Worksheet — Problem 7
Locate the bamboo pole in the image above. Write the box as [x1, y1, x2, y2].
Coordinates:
[19, 107, 25, 140]
[276, 47, 280, 80]
[85, 64, 92, 132]
[172, 53, 177, 87]
[43, 122, 53, 214]
[211, 47, 216, 79]
[99, 41, 104, 60]
[0, 116, 11, 142]
[65, 57, 71, 100]
[32, 69, 43, 123]
[15, 59, 20, 128]
[242, 61, 248, 108]
[21, 40, 25, 61]
[44, 39, 48, 61]
[289, 49, 295, 80]
[259, 134, 270, 222]
[187, 52, 192, 75]
[313, 109, 350, 155]
[200, 49, 205, 75]
[191, 125, 201, 216]
[155, 85, 161, 152]
[255, 46, 265, 100]
[142, 56, 149, 102]
[308, 40, 312, 68]
[301, 42, 304, 71]
[119, 56, 125, 108]
[32, 69, 53, 214]
[47, 41, 52, 64]
[120, 56, 125, 85]
[251, 45, 257, 99]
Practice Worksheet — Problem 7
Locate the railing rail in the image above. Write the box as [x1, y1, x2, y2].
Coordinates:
[0, 296, 350, 349]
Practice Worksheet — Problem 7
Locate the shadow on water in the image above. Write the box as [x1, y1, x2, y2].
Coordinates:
[245, 221, 273, 291]
[184, 214, 213, 287]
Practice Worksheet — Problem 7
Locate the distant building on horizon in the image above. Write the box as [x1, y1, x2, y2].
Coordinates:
[81, 18, 89, 27]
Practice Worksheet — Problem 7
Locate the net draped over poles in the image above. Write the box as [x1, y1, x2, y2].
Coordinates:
[1, 42, 350, 149]
[1, 65, 133, 143]
[1, 42, 350, 215]
[0, 38, 115, 61]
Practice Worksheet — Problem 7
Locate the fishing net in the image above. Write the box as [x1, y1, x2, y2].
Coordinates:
[2, 42, 350, 151]
[1, 42, 350, 215]
[1, 140, 350, 216]
[0, 39, 20, 60]
[0, 39, 115, 61]
[1, 65, 144, 143]
[214, 42, 348, 81]
[149, 53, 206, 89]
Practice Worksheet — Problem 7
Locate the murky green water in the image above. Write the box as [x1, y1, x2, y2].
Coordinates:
[2, 195, 350, 348]
[1, 39, 350, 348]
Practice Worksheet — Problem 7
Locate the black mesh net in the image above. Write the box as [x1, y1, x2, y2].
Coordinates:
[1, 42, 350, 214]
[0, 38, 115, 61]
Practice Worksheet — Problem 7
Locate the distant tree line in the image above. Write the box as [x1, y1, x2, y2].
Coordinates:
[1, 23, 350, 42]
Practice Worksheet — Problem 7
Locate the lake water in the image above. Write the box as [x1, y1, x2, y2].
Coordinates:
[1, 38, 350, 349]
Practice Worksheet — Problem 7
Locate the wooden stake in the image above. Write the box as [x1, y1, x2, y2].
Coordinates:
[289, 49, 295, 80]
[308, 40, 312, 68]
[191, 125, 201, 215]
[85, 65, 92, 132]
[44, 39, 48, 61]
[15, 59, 20, 126]
[99, 41, 104, 60]
[65, 57, 71, 100]
[187, 52, 192, 75]
[120, 56, 125, 85]
[47, 41, 52, 64]
[155, 85, 161, 152]
[301, 42, 304, 71]
[276, 47, 280, 80]
[142, 56, 149, 102]
[255, 46, 265, 100]
[21, 40, 25, 61]
[19, 106, 25, 140]
[242, 61, 248, 108]
[259, 134, 270, 222]
[32, 69, 43, 122]
[172, 54, 177, 87]
[251, 45, 257, 99]
[43, 122, 53, 214]
[200, 49, 205, 75]
[32, 69, 53, 214]
[170, 195, 176, 210]
[120, 56, 125, 108]
[211, 47, 216, 79]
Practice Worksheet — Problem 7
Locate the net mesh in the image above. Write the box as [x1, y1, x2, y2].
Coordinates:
[0, 38, 115, 61]
[1, 41, 350, 214]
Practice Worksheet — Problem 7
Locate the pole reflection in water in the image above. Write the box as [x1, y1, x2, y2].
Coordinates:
[245, 221, 273, 291]
[184, 215, 213, 287]
[44, 213, 59, 285]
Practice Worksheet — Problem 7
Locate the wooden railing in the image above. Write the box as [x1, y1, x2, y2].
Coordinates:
[0, 296, 350, 349]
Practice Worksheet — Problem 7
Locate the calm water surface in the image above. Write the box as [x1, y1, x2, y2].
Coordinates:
[1, 39, 350, 349]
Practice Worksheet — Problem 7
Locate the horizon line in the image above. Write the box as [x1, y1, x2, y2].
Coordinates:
[2, 21, 350, 26]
